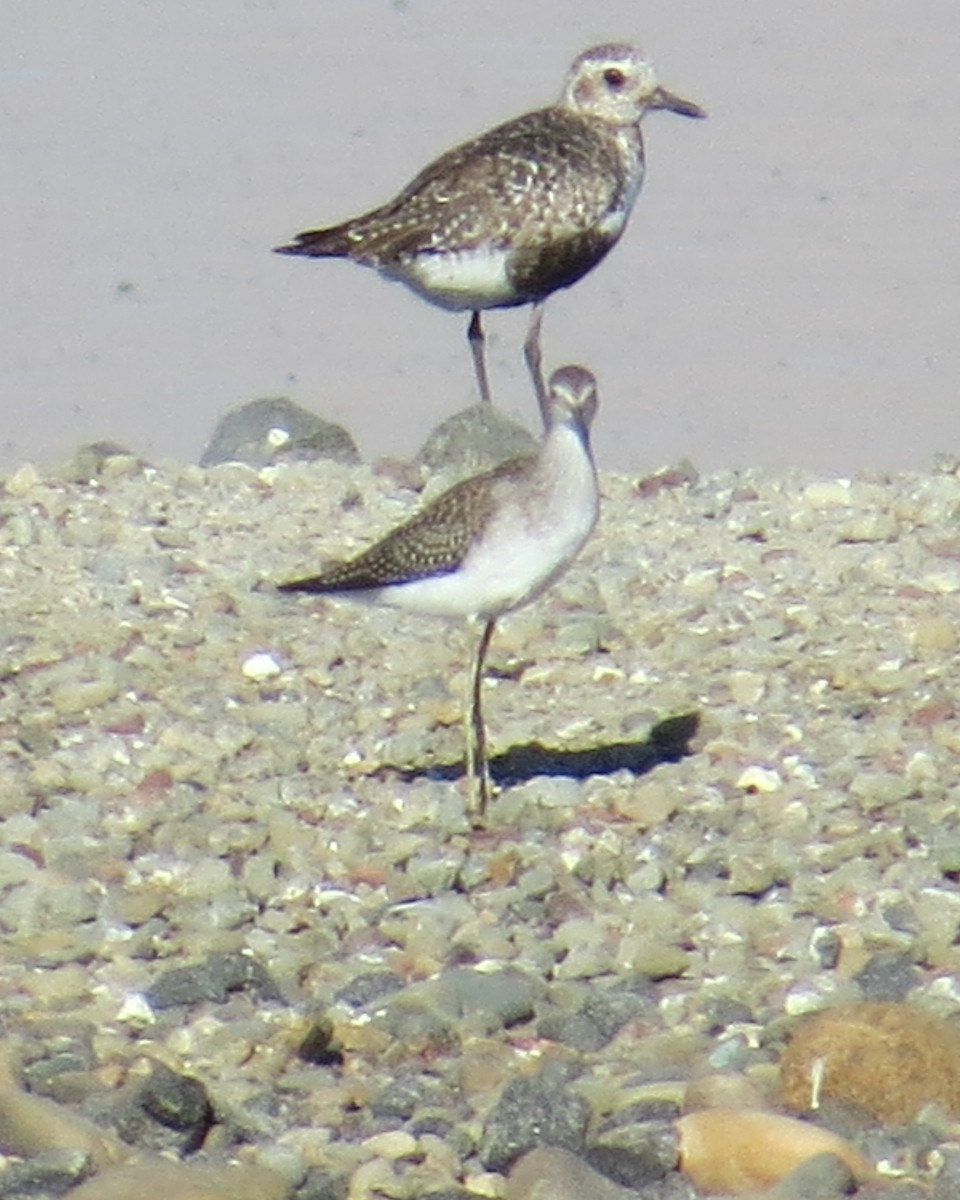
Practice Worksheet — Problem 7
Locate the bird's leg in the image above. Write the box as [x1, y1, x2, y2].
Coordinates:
[468, 311, 492, 404]
[466, 617, 497, 820]
[463, 634, 477, 799]
[523, 302, 548, 429]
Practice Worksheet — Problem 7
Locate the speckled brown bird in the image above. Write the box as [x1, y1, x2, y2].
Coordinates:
[276, 43, 704, 417]
[277, 364, 601, 816]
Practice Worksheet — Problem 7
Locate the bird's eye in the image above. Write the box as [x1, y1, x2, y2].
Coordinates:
[603, 67, 626, 90]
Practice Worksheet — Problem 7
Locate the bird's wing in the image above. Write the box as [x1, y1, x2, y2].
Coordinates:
[279, 457, 533, 592]
[281, 109, 627, 264]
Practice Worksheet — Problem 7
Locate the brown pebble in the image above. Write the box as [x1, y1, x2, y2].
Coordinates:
[779, 1001, 960, 1124]
[65, 1159, 290, 1199]
[506, 1146, 636, 1200]
[676, 1108, 872, 1194]
[0, 1087, 125, 1167]
[683, 1072, 770, 1113]
[635, 458, 699, 497]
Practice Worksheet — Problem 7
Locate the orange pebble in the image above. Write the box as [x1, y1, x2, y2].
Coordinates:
[677, 1108, 873, 1194]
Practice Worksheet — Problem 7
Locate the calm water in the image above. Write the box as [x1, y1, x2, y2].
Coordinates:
[4, 0, 958, 473]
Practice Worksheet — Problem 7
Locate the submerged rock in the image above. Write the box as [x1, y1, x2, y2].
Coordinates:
[416, 403, 537, 476]
[200, 397, 360, 467]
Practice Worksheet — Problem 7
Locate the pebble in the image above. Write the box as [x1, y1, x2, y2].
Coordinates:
[64, 1159, 291, 1199]
[735, 765, 781, 793]
[676, 1108, 872, 1193]
[480, 1073, 591, 1170]
[146, 951, 285, 1008]
[415, 404, 537, 475]
[852, 950, 920, 1002]
[0, 1079, 125, 1167]
[586, 1122, 679, 1188]
[0, 1148, 93, 1196]
[537, 986, 647, 1052]
[200, 397, 360, 467]
[4, 461, 41, 496]
[436, 966, 539, 1030]
[506, 1147, 637, 1200]
[4, 452, 960, 1195]
[361, 1130, 419, 1160]
[241, 651, 283, 682]
[771, 1150, 860, 1198]
[137, 1059, 212, 1136]
[780, 1002, 960, 1123]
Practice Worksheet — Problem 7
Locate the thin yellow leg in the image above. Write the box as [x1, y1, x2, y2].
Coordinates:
[466, 618, 496, 819]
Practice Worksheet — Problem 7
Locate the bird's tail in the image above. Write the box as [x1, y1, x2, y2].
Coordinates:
[274, 225, 354, 258]
[276, 574, 333, 592]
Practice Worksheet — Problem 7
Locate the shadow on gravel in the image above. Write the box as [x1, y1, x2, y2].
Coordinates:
[398, 711, 701, 788]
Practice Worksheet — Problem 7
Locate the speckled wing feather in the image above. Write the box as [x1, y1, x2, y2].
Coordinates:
[278, 456, 534, 593]
[275, 108, 627, 263]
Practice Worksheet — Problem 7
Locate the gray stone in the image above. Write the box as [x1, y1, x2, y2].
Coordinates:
[294, 1168, 349, 1200]
[0, 1148, 93, 1196]
[334, 971, 404, 1008]
[147, 951, 284, 1008]
[370, 989, 454, 1043]
[881, 899, 920, 935]
[20, 1030, 96, 1101]
[505, 1146, 638, 1200]
[933, 1145, 960, 1200]
[701, 995, 754, 1030]
[200, 397, 360, 467]
[438, 966, 538, 1029]
[771, 1150, 859, 1197]
[538, 987, 647, 1051]
[859, 1187, 935, 1200]
[480, 1072, 591, 1171]
[368, 968, 538, 1042]
[852, 950, 920, 1002]
[58, 441, 140, 483]
[369, 1076, 429, 1120]
[587, 1122, 680, 1188]
[297, 1016, 344, 1067]
[416, 404, 537, 476]
[138, 1060, 212, 1134]
[811, 926, 843, 970]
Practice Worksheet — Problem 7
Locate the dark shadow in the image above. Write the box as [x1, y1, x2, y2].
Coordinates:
[395, 711, 700, 788]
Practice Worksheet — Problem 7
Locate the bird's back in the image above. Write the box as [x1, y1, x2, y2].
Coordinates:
[275, 106, 638, 268]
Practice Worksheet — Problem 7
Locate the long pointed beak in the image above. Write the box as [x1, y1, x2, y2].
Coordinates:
[651, 85, 707, 119]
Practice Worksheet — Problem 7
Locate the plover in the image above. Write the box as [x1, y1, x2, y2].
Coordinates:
[277, 364, 601, 816]
[276, 43, 704, 419]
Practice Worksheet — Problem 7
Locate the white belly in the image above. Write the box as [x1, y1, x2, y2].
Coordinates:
[374, 430, 599, 620]
[394, 247, 517, 311]
[371, 520, 589, 619]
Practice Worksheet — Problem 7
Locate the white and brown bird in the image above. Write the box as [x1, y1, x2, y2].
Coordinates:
[277, 364, 601, 816]
[276, 43, 704, 419]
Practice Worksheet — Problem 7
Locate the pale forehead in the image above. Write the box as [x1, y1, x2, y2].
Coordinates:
[550, 364, 595, 393]
[548, 365, 599, 416]
[570, 43, 647, 69]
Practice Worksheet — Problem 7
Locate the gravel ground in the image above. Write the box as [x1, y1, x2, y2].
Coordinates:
[2, 442, 960, 1199]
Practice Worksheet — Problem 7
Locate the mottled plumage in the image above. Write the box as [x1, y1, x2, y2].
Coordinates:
[276, 44, 704, 411]
[278, 365, 601, 817]
[284, 110, 631, 301]
[277, 459, 521, 593]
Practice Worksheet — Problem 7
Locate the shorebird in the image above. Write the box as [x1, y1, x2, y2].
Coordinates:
[276, 43, 704, 420]
[277, 364, 601, 817]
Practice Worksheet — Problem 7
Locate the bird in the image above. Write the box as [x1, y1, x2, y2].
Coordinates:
[277, 364, 601, 817]
[275, 43, 704, 421]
